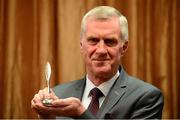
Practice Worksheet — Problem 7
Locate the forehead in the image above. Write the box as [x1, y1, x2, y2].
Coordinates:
[85, 16, 120, 37]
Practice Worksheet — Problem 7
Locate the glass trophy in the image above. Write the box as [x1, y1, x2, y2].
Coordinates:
[42, 61, 53, 106]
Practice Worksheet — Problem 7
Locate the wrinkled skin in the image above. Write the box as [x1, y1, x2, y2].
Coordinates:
[80, 16, 128, 85]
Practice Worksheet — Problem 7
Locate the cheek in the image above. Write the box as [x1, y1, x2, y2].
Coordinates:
[110, 48, 122, 61]
[85, 46, 96, 57]
[81, 45, 94, 59]
[109, 47, 120, 56]
[114, 52, 121, 60]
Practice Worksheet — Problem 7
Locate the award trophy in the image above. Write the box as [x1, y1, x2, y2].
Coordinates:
[42, 62, 53, 106]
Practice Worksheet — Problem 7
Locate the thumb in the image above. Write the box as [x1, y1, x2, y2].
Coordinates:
[49, 89, 59, 100]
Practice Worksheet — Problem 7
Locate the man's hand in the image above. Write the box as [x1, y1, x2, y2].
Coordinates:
[31, 88, 86, 118]
[49, 97, 86, 117]
[31, 88, 58, 118]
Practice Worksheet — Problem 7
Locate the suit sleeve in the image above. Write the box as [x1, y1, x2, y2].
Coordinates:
[130, 87, 164, 119]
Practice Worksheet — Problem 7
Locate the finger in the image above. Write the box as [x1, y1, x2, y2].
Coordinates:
[33, 103, 51, 115]
[41, 89, 59, 100]
[34, 94, 43, 104]
[38, 89, 46, 99]
[49, 89, 56, 96]
[31, 98, 44, 112]
[42, 87, 54, 99]
[31, 100, 40, 114]
[51, 99, 69, 107]
[47, 102, 83, 117]
[51, 97, 79, 107]
[38, 89, 51, 100]
[48, 105, 70, 116]
[31, 99, 36, 109]
[49, 91, 59, 100]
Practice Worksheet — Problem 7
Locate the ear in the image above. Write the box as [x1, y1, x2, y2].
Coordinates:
[121, 41, 128, 56]
[80, 40, 83, 53]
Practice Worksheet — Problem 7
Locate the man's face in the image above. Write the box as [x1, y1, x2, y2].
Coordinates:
[80, 16, 128, 79]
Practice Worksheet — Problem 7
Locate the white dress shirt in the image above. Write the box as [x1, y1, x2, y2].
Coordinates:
[81, 71, 120, 109]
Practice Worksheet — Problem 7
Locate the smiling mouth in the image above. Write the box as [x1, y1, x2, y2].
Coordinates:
[93, 59, 110, 61]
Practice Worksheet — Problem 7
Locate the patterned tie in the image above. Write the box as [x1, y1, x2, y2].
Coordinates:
[88, 87, 104, 115]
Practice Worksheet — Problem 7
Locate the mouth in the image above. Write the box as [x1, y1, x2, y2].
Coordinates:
[92, 59, 110, 61]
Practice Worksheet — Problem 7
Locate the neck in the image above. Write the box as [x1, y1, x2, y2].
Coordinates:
[88, 77, 108, 86]
[87, 72, 116, 86]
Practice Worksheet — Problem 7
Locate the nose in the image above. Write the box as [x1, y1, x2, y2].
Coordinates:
[96, 40, 107, 54]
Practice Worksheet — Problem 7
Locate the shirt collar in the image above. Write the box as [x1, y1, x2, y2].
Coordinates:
[86, 71, 120, 97]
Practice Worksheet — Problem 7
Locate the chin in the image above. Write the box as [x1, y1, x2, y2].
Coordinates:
[95, 71, 112, 79]
[94, 66, 112, 76]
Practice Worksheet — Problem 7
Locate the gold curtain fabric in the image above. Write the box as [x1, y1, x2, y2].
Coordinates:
[0, 0, 179, 118]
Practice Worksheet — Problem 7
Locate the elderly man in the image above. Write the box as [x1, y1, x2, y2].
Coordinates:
[31, 6, 164, 119]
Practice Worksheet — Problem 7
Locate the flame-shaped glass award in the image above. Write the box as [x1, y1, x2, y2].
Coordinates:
[42, 62, 53, 106]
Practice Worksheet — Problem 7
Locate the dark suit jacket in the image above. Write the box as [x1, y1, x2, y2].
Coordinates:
[53, 67, 164, 119]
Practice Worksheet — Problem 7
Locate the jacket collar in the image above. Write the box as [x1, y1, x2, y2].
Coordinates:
[97, 67, 128, 118]
[71, 66, 128, 118]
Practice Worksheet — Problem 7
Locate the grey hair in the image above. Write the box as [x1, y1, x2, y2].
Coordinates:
[80, 6, 128, 41]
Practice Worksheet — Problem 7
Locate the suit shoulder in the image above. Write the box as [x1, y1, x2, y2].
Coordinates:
[53, 79, 84, 98]
[126, 75, 162, 94]
[53, 79, 83, 92]
[124, 76, 164, 119]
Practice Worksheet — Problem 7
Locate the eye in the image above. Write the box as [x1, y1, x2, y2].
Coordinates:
[104, 38, 118, 47]
[87, 37, 99, 45]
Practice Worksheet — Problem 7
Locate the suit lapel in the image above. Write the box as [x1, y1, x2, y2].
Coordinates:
[71, 78, 86, 100]
[69, 69, 129, 118]
[97, 68, 128, 118]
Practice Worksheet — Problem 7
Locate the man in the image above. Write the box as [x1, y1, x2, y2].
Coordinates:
[31, 6, 164, 119]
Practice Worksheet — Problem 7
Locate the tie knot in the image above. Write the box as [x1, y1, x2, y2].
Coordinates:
[89, 88, 104, 99]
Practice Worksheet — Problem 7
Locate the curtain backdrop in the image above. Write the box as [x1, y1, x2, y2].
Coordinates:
[0, 0, 179, 118]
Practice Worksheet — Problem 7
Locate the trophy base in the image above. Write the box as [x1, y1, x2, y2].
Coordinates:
[42, 98, 53, 106]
